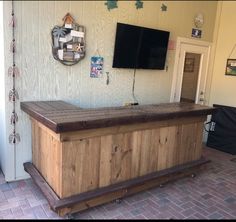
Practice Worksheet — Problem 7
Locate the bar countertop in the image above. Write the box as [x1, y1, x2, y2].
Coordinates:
[20, 100, 216, 133]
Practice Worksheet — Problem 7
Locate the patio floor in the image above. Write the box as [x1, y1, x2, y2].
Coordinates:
[0, 146, 236, 219]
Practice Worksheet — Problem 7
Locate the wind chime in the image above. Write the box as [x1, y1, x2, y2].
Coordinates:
[8, 0, 20, 145]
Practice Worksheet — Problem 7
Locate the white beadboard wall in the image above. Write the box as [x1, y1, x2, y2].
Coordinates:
[2, 1, 217, 181]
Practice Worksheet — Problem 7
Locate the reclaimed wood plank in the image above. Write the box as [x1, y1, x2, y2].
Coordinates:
[59, 140, 88, 197]
[61, 140, 87, 198]
[149, 129, 160, 172]
[139, 129, 152, 176]
[59, 116, 205, 142]
[31, 115, 207, 199]
[61, 137, 101, 198]
[165, 126, 179, 169]
[111, 134, 126, 184]
[130, 131, 142, 178]
[32, 120, 62, 196]
[21, 101, 216, 133]
[99, 136, 113, 187]
[179, 123, 197, 164]
[81, 138, 101, 193]
[195, 122, 204, 160]
[158, 127, 169, 171]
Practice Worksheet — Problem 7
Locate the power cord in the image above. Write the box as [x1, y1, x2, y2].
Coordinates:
[131, 68, 139, 105]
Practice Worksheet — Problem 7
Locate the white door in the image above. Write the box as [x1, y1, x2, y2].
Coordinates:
[170, 38, 211, 105]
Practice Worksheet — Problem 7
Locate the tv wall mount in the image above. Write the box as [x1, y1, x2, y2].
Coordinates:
[51, 13, 85, 66]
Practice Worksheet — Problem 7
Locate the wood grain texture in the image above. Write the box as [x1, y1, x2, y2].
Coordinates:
[130, 131, 142, 178]
[195, 122, 204, 160]
[139, 129, 153, 176]
[61, 140, 86, 197]
[59, 115, 205, 141]
[54, 1, 71, 100]
[57, 158, 208, 216]
[31, 112, 207, 199]
[99, 136, 113, 187]
[80, 137, 101, 193]
[31, 119, 62, 196]
[38, 1, 56, 100]
[111, 133, 132, 184]
[21, 101, 215, 133]
[158, 127, 173, 171]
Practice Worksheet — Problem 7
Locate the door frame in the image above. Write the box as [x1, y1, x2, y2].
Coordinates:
[170, 37, 212, 103]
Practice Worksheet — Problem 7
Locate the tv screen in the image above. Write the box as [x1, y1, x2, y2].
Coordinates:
[112, 23, 170, 70]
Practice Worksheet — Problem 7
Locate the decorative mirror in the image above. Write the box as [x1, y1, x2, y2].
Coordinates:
[51, 13, 85, 66]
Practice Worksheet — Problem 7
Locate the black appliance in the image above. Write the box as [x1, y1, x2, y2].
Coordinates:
[206, 104, 236, 155]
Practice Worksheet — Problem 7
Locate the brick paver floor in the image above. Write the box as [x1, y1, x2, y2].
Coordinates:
[0, 146, 236, 219]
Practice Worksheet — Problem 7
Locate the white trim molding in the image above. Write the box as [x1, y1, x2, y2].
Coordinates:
[170, 37, 212, 103]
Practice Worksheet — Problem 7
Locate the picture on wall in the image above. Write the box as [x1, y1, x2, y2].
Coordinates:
[90, 56, 104, 78]
[225, 59, 236, 76]
[51, 13, 85, 66]
[184, 58, 195, 72]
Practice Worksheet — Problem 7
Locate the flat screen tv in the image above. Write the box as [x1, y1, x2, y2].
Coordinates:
[112, 23, 170, 70]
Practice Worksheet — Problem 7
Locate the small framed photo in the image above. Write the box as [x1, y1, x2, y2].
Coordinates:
[225, 59, 236, 76]
[90, 56, 104, 78]
[184, 58, 195, 72]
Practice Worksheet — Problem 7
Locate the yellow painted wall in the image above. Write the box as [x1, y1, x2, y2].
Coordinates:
[209, 1, 236, 107]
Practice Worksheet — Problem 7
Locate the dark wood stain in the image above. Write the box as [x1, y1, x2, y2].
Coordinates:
[21, 100, 216, 133]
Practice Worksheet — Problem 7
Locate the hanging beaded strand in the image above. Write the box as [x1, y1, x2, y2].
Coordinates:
[9, 0, 20, 145]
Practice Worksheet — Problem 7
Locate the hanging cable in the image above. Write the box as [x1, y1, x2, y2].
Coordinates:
[132, 68, 139, 105]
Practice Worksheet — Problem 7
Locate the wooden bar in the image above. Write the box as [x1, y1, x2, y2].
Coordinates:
[21, 101, 216, 216]
[21, 101, 215, 133]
